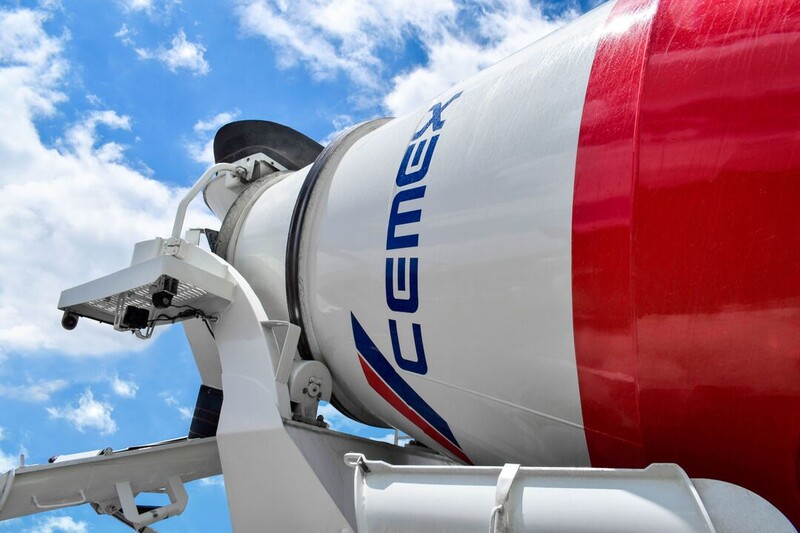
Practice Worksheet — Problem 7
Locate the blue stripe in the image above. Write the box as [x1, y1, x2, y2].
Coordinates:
[351, 313, 461, 448]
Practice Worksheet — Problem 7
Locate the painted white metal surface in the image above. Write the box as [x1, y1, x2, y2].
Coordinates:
[18, 0, 794, 528]
[230, 166, 309, 322]
[284, 421, 456, 529]
[183, 316, 223, 389]
[38, 139, 795, 530]
[58, 237, 235, 326]
[170, 242, 351, 531]
[346, 455, 795, 533]
[228, 1, 616, 466]
[203, 152, 289, 221]
[46, 224, 467, 531]
[0, 437, 220, 522]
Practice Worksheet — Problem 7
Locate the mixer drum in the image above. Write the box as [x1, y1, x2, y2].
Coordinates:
[209, 0, 800, 524]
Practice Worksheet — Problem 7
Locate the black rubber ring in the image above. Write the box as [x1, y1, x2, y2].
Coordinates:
[285, 118, 392, 426]
[285, 118, 390, 362]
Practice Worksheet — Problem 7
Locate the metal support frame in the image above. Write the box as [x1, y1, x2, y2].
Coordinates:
[345, 455, 795, 533]
[115, 476, 188, 528]
[3, 160, 461, 531]
[210, 255, 354, 531]
[265, 320, 302, 419]
[32, 490, 87, 510]
[490, 463, 520, 533]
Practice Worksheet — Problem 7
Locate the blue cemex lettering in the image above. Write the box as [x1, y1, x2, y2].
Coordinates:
[386, 186, 426, 250]
[396, 135, 439, 186]
[389, 319, 428, 374]
[386, 257, 419, 313]
[411, 92, 463, 140]
[353, 91, 463, 378]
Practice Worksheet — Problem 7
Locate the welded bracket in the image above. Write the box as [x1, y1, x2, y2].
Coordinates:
[490, 463, 520, 533]
[264, 319, 302, 419]
[115, 476, 187, 529]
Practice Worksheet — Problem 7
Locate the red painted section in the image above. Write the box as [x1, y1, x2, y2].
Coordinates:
[574, 0, 800, 525]
[357, 355, 472, 464]
[573, 0, 657, 467]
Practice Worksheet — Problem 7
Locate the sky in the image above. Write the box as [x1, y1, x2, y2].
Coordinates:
[0, 0, 601, 531]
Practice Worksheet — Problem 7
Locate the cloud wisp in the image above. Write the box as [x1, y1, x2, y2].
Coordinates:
[120, 0, 154, 13]
[46, 389, 118, 435]
[26, 516, 89, 533]
[0, 7, 218, 358]
[160, 391, 194, 420]
[110, 374, 138, 398]
[234, 0, 578, 115]
[0, 379, 68, 403]
[135, 29, 211, 76]
[187, 110, 241, 165]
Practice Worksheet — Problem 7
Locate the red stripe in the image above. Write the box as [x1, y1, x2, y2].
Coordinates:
[572, 0, 657, 467]
[358, 355, 472, 464]
[574, 0, 800, 525]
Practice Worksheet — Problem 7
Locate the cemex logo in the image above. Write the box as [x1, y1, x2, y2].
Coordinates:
[350, 92, 470, 464]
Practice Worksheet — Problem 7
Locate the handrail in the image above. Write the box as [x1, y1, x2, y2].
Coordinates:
[32, 489, 87, 509]
[171, 163, 239, 238]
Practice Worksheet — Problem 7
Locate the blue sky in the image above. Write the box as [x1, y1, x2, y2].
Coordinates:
[0, 0, 597, 530]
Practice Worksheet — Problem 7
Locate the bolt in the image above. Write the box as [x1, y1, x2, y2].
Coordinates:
[234, 166, 248, 182]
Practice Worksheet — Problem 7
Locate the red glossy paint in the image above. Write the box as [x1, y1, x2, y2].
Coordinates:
[573, 0, 656, 468]
[574, 0, 800, 525]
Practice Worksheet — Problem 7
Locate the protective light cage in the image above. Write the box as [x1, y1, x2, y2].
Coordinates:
[85, 282, 209, 318]
[58, 254, 235, 328]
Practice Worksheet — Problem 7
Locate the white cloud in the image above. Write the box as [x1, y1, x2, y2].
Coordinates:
[136, 30, 210, 76]
[120, 0, 153, 13]
[0, 7, 218, 357]
[187, 137, 214, 166]
[160, 391, 193, 419]
[193, 111, 239, 135]
[236, 0, 456, 89]
[117, 0, 184, 24]
[114, 24, 130, 39]
[320, 114, 354, 146]
[235, 0, 577, 114]
[0, 8, 66, 115]
[187, 110, 240, 165]
[161, 392, 179, 406]
[60, 110, 131, 163]
[110, 374, 138, 398]
[46, 389, 117, 435]
[26, 516, 88, 533]
[0, 379, 68, 402]
[114, 23, 134, 47]
[386, 2, 577, 115]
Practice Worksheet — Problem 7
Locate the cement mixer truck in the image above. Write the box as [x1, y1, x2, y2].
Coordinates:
[1, 0, 798, 530]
